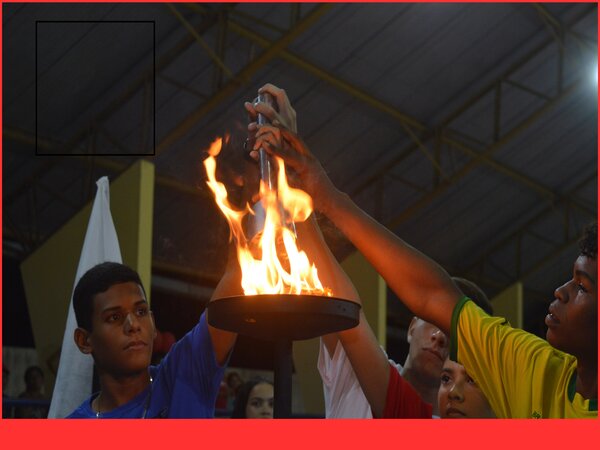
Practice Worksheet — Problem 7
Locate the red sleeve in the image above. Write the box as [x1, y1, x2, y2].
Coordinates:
[381, 363, 433, 418]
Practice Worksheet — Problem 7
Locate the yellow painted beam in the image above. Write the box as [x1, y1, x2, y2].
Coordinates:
[293, 338, 324, 415]
[491, 282, 523, 329]
[341, 251, 387, 347]
[109, 160, 155, 297]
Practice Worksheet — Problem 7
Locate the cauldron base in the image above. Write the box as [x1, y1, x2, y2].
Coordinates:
[207, 294, 360, 418]
[207, 294, 360, 341]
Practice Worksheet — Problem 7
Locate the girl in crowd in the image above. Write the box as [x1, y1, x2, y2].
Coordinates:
[231, 377, 274, 419]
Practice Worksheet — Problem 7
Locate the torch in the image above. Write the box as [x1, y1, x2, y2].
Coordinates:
[205, 90, 360, 418]
[246, 92, 297, 253]
[256, 91, 276, 192]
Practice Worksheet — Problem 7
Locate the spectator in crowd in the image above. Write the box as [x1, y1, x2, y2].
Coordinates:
[2, 363, 12, 418]
[226, 371, 244, 398]
[231, 377, 274, 419]
[14, 366, 49, 418]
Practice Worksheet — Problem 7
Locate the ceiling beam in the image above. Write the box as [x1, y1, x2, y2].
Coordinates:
[385, 79, 584, 230]
[155, 3, 333, 157]
[3, 7, 229, 208]
[3, 127, 212, 200]
[463, 171, 597, 281]
[166, 3, 234, 80]
[356, 5, 594, 197]
[3, 226, 223, 284]
[226, 7, 595, 208]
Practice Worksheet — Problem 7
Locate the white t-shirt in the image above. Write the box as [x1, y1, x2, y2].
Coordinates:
[317, 339, 402, 418]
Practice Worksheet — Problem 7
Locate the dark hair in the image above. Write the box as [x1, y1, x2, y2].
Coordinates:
[73, 262, 146, 331]
[231, 377, 273, 418]
[226, 371, 242, 386]
[579, 222, 597, 260]
[452, 277, 494, 315]
[24, 366, 43, 382]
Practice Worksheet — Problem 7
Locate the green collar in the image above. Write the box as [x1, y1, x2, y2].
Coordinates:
[568, 371, 597, 411]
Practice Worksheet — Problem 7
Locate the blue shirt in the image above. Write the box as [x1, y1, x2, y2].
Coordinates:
[67, 311, 226, 418]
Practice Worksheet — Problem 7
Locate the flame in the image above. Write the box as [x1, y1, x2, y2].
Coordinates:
[203, 136, 331, 297]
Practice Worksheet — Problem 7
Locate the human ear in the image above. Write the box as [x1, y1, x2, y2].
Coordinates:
[407, 317, 418, 343]
[74, 327, 92, 354]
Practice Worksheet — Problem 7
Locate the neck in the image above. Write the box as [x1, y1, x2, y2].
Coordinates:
[94, 370, 151, 413]
[401, 359, 440, 415]
[576, 356, 598, 400]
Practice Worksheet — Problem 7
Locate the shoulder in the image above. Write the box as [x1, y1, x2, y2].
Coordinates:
[451, 298, 553, 362]
[384, 364, 432, 418]
[66, 407, 91, 418]
[455, 298, 513, 338]
[66, 393, 97, 418]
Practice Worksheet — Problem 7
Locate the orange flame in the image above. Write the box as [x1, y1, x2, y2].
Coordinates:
[203, 136, 331, 297]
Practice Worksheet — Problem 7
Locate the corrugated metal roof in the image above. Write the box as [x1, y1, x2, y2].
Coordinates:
[3, 2, 597, 334]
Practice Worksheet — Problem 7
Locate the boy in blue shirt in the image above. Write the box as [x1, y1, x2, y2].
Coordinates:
[67, 261, 238, 418]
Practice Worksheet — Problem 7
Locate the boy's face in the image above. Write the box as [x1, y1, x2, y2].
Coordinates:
[245, 382, 274, 419]
[546, 255, 597, 358]
[86, 282, 156, 377]
[407, 317, 449, 381]
[438, 358, 495, 418]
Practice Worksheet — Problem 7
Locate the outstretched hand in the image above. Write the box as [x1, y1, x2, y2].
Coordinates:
[244, 83, 298, 134]
[251, 123, 338, 214]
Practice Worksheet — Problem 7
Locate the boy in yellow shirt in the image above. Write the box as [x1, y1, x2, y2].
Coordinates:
[251, 89, 597, 417]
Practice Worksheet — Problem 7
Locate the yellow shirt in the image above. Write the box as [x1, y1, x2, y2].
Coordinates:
[450, 297, 597, 418]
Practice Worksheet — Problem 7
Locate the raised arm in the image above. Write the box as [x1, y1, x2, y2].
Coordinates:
[281, 163, 394, 418]
[253, 126, 462, 336]
[206, 243, 239, 366]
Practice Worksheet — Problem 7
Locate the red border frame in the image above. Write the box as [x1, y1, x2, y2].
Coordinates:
[0, 1, 598, 448]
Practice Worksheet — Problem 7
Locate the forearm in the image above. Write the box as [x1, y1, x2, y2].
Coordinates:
[321, 189, 460, 335]
[294, 214, 359, 302]
[337, 311, 391, 418]
[296, 214, 362, 359]
[207, 243, 239, 365]
[252, 92, 459, 329]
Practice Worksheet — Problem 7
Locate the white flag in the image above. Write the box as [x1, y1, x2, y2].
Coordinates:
[47, 177, 122, 418]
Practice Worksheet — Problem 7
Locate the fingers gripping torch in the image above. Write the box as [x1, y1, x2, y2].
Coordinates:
[256, 92, 276, 193]
[246, 92, 297, 254]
